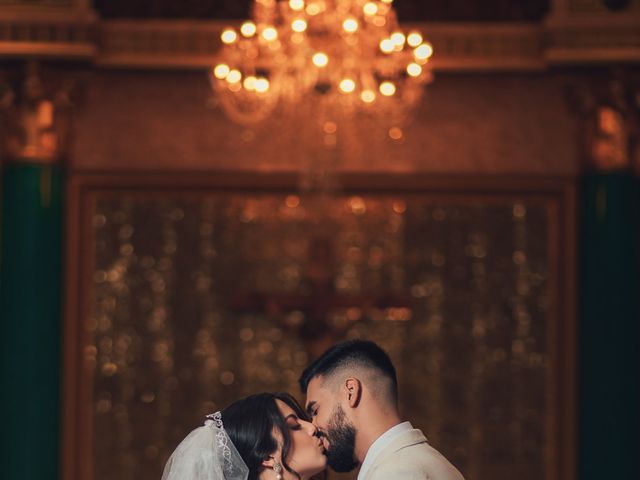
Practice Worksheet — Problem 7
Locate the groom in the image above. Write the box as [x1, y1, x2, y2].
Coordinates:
[299, 340, 464, 480]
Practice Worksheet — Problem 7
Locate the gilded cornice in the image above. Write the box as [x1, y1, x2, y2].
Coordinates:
[0, 3, 638, 70]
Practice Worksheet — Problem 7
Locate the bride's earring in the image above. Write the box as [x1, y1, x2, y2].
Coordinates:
[274, 461, 283, 480]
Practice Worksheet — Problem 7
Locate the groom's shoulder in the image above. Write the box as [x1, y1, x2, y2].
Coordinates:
[370, 429, 465, 480]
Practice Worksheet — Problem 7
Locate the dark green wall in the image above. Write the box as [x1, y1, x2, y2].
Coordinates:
[0, 163, 63, 480]
[579, 173, 640, 480]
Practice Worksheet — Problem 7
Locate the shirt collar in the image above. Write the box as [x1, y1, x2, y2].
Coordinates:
[357, 421, 413, 480]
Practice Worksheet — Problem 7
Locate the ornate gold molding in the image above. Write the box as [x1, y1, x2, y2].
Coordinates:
[0, 7, 97, 59]
[96, 20, 220, 69]
[0, 8, 638, 70]
[419, 23, 546, 71]
[545, 14, 640, 64]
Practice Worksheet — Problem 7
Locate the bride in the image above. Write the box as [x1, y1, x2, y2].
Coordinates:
[162, 392, 327, 480]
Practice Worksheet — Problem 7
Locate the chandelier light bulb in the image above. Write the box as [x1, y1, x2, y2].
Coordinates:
[380, 38, 394, 54]
[390, 32, 406, 47]
[226, 70, 242, 84]
[289, 0, 305, 10]
[262, 27, 278, 41]
[407, 32, 423, 47]
[339, 78, 356, 93]
[361, 90, 376, 103]
[221, 29, 238, 44]
[406, 63, 422, 77]
[323, 121, 338, 134]
[312, 52, 329, 67]
[342, 18, 359, 33]
[379, 81, 396, 96]
[389, 126, 403, 140]
[254, 78, 270, 93]
[414, 43, 434, 60]
[306, 2, 321, 15]
[243, 76, 257, 91]
[381, 0, 393, 3]
[373, 16, 386, 27]
[240, 22, 257, 37]
[213, 64, 230, 79]
[291, 18, 308, 32]
[363, 2, 378, 15]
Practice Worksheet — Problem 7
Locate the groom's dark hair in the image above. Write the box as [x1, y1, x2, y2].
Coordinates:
[299, 339, 398, 403]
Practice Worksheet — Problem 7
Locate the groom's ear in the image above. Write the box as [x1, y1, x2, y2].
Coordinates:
[344, 378, 362, 408]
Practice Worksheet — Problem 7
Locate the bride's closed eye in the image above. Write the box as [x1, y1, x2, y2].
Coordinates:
[286, 414, 303, 430]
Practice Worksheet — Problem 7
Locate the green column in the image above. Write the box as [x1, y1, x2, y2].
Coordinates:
[579, 172, 640, 479]
[0, 162, 63, 480]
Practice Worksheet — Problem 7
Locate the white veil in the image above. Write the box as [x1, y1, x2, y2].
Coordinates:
[161, 412, 250, 480]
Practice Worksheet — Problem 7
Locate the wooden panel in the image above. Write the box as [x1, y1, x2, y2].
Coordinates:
[62, 172, 576, 480]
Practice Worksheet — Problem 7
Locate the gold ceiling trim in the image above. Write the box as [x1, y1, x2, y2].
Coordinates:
[0, 14, 639, 70]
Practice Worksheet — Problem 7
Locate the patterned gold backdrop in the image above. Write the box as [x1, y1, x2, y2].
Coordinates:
[89, 191, 550, 480]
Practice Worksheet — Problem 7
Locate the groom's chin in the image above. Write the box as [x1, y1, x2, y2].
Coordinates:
[328, 462, 359, 473]
[326, 453, 359, 473]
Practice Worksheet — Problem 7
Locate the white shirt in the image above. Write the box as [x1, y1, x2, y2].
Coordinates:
[357, 421, 413, 480]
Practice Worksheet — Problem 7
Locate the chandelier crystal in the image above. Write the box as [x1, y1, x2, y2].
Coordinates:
[211, 0, 433, 142]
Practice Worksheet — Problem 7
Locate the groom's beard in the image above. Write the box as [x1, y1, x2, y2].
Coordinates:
[323, 404, 359, 473]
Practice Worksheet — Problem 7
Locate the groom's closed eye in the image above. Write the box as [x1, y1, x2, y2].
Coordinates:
[306, 401, 317, 417]
[308, 406, 319, 418]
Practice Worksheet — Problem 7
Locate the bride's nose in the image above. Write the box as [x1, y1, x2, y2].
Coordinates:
[301, 419, 317, 436]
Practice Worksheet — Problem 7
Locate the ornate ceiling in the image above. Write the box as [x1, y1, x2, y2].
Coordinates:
[92, 0, 550, 22]
[0, 0, 639, 70]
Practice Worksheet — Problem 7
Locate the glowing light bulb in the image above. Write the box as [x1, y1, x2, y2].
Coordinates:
[240, 22, 257, 37]
[291, 19, 308, 32]
[312, 52, 329, 67]
[361, 90, 376, 103]
[213, 64, 230, 79]
[390, 32, 406, 47]
[306, 3, 321, 15]
[373, 16, 386, 27]
[407, 32, 423, 47]
[406, 63, 422, 77]
[289, 0, 304, 10]
[243, 76, 257, 91]
[339, 78, 356, 93]
[414, 43, 433, 60]
[262, 27, 278, 41]
[381, 0, 393, 3]
[379, 81, 396, 96]
[323, 121, 337, 134]
[254, 78, 270, 93]
[389, 127, 403, 140]
[379, 38, 394, 53]
[221, 29, 237, 44]
[363, 2, 378, 15]
[226, 70, 242, 84]
[342, 18, 359, 33]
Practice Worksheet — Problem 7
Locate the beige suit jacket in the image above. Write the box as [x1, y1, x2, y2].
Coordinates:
[362, 429, 465, 480]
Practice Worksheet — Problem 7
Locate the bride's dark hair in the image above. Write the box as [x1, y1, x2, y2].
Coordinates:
[221, 392, 312, 480]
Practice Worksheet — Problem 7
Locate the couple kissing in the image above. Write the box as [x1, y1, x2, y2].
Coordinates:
[162, 339, 464, 480]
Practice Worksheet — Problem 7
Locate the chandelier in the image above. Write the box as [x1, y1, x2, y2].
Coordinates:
[210, 0, 433, 143]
